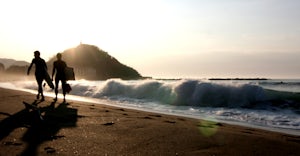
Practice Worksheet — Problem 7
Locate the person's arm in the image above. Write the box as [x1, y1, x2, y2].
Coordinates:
[27, 59, 34, 75]
[44, 60, 47, 71]
[51, 62, 55, 80]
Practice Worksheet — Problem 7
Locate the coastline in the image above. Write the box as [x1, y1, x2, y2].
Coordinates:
[0, 87, 299, 155]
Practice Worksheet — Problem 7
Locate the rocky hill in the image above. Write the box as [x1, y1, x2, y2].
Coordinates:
[47, 44, 142, 80]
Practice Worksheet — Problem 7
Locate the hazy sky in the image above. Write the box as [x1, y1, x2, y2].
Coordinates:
[0, 0, 299, 78]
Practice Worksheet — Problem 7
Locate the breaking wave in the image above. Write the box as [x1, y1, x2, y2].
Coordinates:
[60, 79, 300, 111]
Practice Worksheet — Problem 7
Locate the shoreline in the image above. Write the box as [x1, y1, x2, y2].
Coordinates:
[2, 85, 299, 136]
[0, 87, 300, 155]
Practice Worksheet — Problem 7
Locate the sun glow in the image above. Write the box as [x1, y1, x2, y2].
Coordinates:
[0, 0, 174, 62]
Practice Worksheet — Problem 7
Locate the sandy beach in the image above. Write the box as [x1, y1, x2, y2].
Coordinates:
[0, 87, 299, 156]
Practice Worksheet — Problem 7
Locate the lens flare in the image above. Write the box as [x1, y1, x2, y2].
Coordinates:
[198, 120, 220, 137]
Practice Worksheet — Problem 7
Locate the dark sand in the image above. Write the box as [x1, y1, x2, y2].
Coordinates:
[0, 87, 299, 156]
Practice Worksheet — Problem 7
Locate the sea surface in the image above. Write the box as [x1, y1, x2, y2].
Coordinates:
[1, 78, 300, 135]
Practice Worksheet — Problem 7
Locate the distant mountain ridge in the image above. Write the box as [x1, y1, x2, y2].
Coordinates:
[0, 58, 30, 69]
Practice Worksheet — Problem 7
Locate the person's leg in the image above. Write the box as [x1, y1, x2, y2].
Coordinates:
[62, 79, 67, 102]
[35, 77, 40, 99]
[54, 78, 59, 101]
[36, 76, 44, 101]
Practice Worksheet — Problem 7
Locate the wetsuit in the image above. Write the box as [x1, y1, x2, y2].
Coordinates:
[30, 58, 47, 96]
[52, 60, 67, 96]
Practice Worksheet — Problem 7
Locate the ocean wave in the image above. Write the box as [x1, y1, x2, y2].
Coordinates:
[3, 79, 300, 112]
[67, 79, 299, 111]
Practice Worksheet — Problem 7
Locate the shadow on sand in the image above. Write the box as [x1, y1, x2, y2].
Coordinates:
[0, 100, 78, 155]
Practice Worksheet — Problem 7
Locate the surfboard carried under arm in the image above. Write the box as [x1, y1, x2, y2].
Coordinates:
[44, 72, 54, 89]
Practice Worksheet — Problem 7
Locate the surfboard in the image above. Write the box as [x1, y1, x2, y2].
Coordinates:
[65, 67, 75, 81]
[44, 72, 54, 89]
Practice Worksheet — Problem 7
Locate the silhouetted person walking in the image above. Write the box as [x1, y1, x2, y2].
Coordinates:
[27, 51, 47, 101]
[52, 53, 67, 102]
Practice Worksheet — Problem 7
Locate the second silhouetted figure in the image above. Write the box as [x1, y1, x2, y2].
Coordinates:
[52, 53, 67, 102]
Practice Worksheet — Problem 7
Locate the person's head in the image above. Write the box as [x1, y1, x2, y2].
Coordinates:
[34, 51, 40, 58]
[56, 53, 62, 60]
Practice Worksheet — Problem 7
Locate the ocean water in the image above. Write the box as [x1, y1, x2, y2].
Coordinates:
[1, 78, 300, 135]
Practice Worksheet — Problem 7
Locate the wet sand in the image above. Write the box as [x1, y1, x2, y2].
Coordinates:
[0, 87, 299, 156]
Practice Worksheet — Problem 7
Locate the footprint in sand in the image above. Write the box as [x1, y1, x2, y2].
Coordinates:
[149, 114, 162, 118]
[164, 120, 176, 124]
[143, 116, 153, 119]
[103, 122, 114, 126]
[44, 147, 56, 154]
[50, 135, 65, 140]
[117, 108, 125, 111]
[3, 141, 22, 146]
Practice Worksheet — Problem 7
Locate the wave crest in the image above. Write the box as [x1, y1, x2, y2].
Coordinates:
[71, 79, 267, 108]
